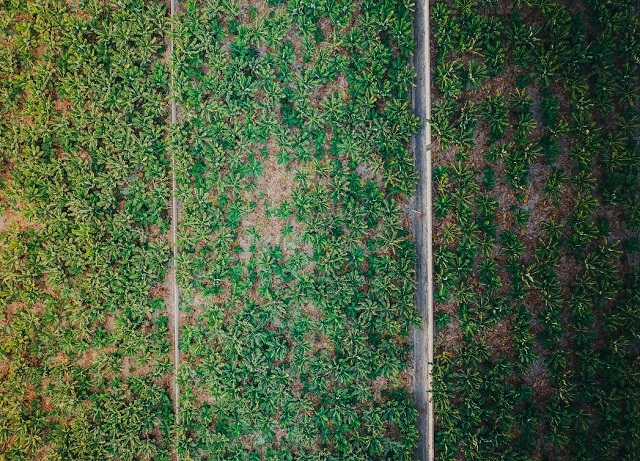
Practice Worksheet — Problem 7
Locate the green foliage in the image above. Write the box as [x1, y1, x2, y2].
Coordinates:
[0, 0, 173, 458]
[171, 0, 420, 457]
[432, 0, 640, 459]
[481, 94, 509, 144]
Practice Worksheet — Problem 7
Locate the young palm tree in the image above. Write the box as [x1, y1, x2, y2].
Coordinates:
[481, 94, 509, 144]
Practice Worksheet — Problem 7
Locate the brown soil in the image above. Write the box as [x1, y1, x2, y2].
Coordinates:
[0, 207, 40, 232]
[484, 318, 514, 362]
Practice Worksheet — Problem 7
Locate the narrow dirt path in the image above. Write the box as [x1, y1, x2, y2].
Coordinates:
[633, 0, 640, 269]
[168, 0, 181, 458]
[412, 0, 434, 459]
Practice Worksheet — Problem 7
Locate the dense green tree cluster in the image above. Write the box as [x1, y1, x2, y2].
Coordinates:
[172, 0, 420, 458]
[432, 0, 640, 459]
[0, 1, 173, 459]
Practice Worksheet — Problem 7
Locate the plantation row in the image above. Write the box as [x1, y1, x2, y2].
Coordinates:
[172, 0, 419, 458]
[0, 1, 173, 459]
[431, 0, 640, 460]
[0, 0, 419, 459]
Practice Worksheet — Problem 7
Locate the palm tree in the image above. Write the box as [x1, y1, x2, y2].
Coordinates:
[481, 94, 509, 144]
[464, 60, 489, 91]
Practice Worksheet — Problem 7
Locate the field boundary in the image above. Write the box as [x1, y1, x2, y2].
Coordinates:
[168, 0, 180, 457]
[633, 0, 640, 269]
[411, 0, 434, 460]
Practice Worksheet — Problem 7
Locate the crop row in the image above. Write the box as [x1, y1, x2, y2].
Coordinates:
[431, 0, 640, 460]
[171, 0, 419, 458]
[0, 0, 174, 459]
